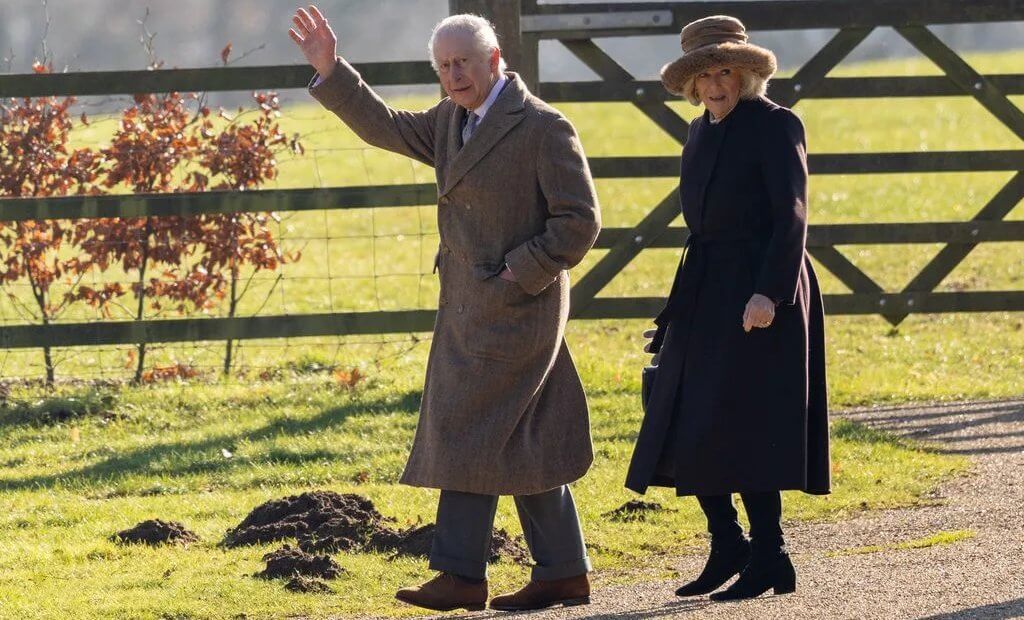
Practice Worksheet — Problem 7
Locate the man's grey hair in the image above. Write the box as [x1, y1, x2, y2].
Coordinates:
[682, 68, 768, 106]
[428, 14, 508, 73]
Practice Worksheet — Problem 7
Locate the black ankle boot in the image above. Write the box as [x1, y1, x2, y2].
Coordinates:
[675, 537, 750, 597]
[709, 550, 795, 601]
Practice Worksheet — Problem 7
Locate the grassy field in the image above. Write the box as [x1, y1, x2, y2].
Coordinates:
[0, 50, 1020, 618]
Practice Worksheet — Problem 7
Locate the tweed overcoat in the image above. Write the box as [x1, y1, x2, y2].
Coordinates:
[311, 59, 601, 495]
[625, 97, 830, 497]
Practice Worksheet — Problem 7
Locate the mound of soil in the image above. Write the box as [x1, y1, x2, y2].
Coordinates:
[489, 528, 532, 564]
[602, 499, 676, 522]
[223, 491, 388, 547]
[364, 524, 530, 564]
[110, 519, 200, 546]
[256, 545, 345, 580]
[229, 490, 529, 564]
[297, 513, 388, 554]
[285, 575, 335, 594]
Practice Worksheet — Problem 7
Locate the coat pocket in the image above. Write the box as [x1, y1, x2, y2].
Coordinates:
[462, 273, 542, 362]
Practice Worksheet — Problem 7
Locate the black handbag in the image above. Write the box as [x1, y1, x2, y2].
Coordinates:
[641, 363, 657, 412]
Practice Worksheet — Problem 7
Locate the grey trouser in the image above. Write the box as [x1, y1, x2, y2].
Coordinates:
[428, 485, 591, 581]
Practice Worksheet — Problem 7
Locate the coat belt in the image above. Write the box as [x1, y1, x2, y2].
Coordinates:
[649, 229, 768, 354]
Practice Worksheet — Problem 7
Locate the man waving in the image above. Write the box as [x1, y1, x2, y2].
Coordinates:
[290, 5, 601, 612]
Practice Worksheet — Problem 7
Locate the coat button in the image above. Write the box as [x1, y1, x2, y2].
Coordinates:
[457, 304, 464, 314]
[439, 196, 449, 206]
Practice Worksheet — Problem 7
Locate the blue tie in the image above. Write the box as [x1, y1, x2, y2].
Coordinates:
[462, 112, 479, 146]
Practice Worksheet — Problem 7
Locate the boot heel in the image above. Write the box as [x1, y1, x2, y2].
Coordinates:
[562, 596, 591, 607]
[773, 566, 796, 595]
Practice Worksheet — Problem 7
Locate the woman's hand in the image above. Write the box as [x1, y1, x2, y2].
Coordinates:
[288, 5, 338, 80]
[643, 328, 662, 366]
[742, 293, 776, 332]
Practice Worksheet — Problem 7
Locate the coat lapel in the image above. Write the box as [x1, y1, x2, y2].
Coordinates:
[440, 73, 528, 197]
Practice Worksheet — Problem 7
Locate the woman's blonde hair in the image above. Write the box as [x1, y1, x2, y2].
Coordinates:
[682, 67, 767, 106]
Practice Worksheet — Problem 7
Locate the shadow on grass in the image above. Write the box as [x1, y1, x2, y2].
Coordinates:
[0, 389, 422, 492]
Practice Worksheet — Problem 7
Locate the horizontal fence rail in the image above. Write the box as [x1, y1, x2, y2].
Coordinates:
[0, 61, 438, 97]
[4, 154, 1023, 222]
[2, 290, 1023, 350]
[7, 69, 1024, 102]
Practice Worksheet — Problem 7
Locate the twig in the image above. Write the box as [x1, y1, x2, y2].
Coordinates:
[137, 7, 161, 70]
[39, 0, 51, 65]
[225, 43, 267, 66]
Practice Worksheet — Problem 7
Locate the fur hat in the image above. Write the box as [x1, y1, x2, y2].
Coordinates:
[660, 15, 777, 98]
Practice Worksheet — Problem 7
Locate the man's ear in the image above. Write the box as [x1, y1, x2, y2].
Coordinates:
[490, 48, 501, 73]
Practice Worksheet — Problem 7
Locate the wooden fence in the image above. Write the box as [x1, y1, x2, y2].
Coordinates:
[0, 0, 1022, 352]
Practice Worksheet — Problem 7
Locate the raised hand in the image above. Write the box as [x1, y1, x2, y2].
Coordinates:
[288, 5, 338, 79]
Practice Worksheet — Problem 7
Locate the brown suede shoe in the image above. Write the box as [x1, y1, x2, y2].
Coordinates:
[395, 573, 488, 612]
[489, 574, 591, 611]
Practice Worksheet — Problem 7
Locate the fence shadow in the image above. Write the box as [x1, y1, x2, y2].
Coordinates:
[841, 399, 1024, 455]
[918, 597, 1024, 619]
[0, 389, 422, 492]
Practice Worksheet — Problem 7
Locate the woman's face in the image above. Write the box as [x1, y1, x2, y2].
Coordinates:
[695, 65, 742, 119]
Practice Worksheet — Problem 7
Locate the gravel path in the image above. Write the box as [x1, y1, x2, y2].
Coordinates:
[422, 398, 1024, 620]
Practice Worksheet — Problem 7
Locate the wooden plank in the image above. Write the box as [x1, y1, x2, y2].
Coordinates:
[588, 151, 1024, 179]
[809, 221, 1024, 245]
[9, 67, 1024, 104]
[776, 75, 1024, 99]
[521, 10, 673, 33]
[773, 27, 874, 108]
[810, 151, 1024, 174]
[897, 25, 1024, 140]
[0, 62, 438, 98]
[595, 221, 1024, 249]
[542, 75, 1024, 103]
[0, 310, 438, 349]
[3, 150, 1020, 223]
[0, 185, 439, 223]
[823, 291, 1024, 315]
[527, 0, 1024, 36]
[561, 39, 689, 144]
[569, 189, 681, 315]
[572, 291, 1024, 320]
[2, 288, 1022, 349]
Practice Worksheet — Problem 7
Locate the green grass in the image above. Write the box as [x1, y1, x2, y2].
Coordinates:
[0, 378, 966, 619]
[830, 529, 977, 556]
[0, 50, 1020, 618]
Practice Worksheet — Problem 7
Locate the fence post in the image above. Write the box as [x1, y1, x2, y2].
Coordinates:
[448, 0, 538, 93]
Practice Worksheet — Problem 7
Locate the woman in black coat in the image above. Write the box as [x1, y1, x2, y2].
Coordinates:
[625, 15, 830, 601]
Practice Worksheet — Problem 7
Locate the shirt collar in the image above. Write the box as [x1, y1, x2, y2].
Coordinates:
[469, 74, 507, 120]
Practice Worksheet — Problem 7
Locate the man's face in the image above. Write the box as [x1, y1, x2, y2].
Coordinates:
[434, 31, 500, 110]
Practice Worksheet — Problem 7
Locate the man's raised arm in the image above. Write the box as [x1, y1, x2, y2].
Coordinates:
[289, 5, 440, 167]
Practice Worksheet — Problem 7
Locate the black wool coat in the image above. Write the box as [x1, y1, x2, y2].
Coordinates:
[625, 96, 830, 497]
